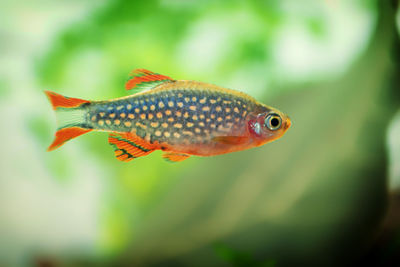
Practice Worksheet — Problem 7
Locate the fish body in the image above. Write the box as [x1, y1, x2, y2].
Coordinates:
[45, 69, 291, 162]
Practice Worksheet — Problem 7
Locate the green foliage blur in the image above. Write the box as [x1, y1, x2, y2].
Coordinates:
[1, 0, 400, 266]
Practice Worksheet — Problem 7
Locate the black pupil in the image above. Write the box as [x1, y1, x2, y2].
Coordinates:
[270, 117, 280, 127]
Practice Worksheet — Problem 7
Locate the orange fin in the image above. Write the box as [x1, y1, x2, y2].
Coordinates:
[48, 127, 92, 151]
[162, 152, 190, 162]
[125, 69, 174, 91]
[108, 133, 155, 162]
[44, 90, 90, 110]
[212, 136, 249, 145]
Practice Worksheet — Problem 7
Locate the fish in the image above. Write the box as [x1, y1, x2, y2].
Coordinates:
[45, 69, 291, 162]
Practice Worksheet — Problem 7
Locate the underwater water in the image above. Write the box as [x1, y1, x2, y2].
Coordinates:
[0, 0, 399, 266]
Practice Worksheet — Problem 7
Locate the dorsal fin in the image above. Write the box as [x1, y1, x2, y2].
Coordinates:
[125, 69, 174, 92]
[108, 133, 155, 162]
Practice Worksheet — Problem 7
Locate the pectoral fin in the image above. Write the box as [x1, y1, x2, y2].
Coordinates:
[162, 152, 190, 162]
[212, 136, 249, 145]
[108, 133, 154, 162]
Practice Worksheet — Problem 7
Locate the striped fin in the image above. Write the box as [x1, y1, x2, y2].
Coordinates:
[162, 152, 190, 163]
[125, 69, 174, 92]
[108, 133, 155, 162]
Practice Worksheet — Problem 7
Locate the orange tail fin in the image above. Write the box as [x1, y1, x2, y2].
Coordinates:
[45, 91, 93, 151]
[47, 127, 92, 151]
[44, 90, 90, 109]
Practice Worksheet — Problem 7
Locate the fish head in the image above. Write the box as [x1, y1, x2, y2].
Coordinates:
[247, 106, 291, 146]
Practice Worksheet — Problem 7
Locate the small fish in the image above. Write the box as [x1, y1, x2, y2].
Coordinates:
[45, 69, 291, 162]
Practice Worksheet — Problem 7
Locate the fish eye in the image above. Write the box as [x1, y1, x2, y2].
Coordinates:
[265, 113, 282, 131]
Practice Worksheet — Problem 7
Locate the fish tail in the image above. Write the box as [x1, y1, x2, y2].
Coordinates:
[44, 90, 93, 151]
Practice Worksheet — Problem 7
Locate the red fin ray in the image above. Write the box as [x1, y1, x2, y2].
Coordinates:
[44, 90, 90, 110]
[45, 91, 92, 151]
[48, 127, 92, 151]
[125, 69, 174, 91]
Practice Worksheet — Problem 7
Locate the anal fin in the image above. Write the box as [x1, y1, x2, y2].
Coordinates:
[162, 152, 190, 163]
[108, 133, 154, 162]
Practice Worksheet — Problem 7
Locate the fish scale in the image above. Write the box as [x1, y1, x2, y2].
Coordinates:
[87, 88, 254, 145]
[45, 69, 290, 162]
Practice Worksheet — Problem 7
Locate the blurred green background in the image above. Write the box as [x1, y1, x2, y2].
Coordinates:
[1, 0, 400, 266]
